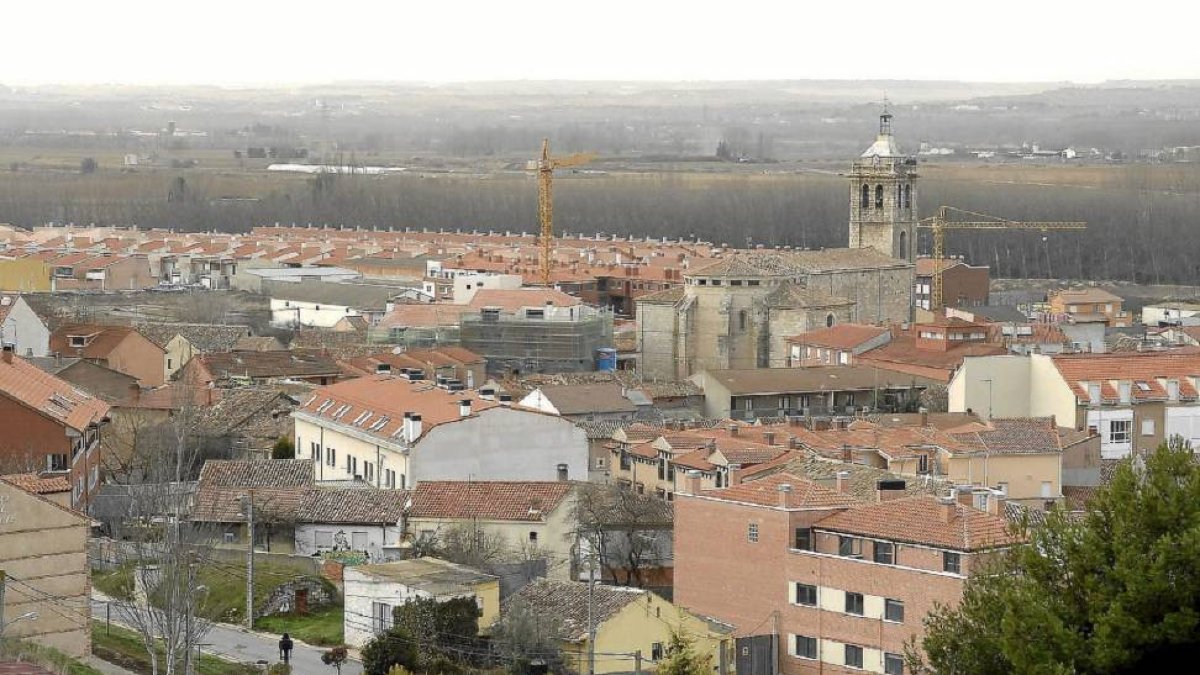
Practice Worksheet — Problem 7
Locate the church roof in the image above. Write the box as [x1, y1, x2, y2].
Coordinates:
[688, 252, 805, 278]
[860, 132, 902, 159]
[765, 282, 853, 309]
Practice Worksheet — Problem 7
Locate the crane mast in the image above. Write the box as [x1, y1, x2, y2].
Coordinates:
[919, 205, 1086, 310]
[535, 138, 593, 287]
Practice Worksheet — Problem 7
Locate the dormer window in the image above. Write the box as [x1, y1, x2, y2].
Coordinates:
[1087, 383, 1101, 406]
[1118, 381, 1132, 405]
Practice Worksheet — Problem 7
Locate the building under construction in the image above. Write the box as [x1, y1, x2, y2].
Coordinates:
[459, 303, 613, 376]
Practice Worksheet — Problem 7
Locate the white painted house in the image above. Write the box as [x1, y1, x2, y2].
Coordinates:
[343, 558, 499, 648]
[292, 373, 588, 488]
[0, 295, 50, 357]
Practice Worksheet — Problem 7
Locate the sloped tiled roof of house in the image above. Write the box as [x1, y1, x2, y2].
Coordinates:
[1051, 349, 1200, 402]
[0, 472, 72, 495]
[947, 417, 1063, 455]
[786, 324, 890, 349]
[191, 459, 314, 522]
[297, 374, 503, 444]
[635, 285, 685, 304]
[377, 303, 471, 329]
[412, 481, 574, 522]
[814, 494, 1021, 551]
[297, 487, 411, 524]
[467, 288, 580, 310]
[1051, 287, 1123, 304]
[698, 472, 859, 510]
[50, 323, 162, 360]
[743, 453, 948, 502]
[136, 322, 252, 352]
[507, 579, 648, 642]
[232, 336, 289, 352]
[0, 353, 110, 432]
[197, 351, 341, 381]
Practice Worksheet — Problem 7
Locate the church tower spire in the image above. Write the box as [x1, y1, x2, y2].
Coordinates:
[848, 106, 917, 261]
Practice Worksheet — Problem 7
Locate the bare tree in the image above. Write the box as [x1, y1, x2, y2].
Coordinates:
[572, 483, 673, 588]
[106, 391, 215, 675]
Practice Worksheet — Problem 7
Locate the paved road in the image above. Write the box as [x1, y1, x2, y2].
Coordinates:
[92, 596, 363, 675]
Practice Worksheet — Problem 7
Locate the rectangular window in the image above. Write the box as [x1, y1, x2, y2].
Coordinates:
[529, 531, 538, 544]
[793, 528, 812, 551]
[838, 536, 862, 558]
[47, 454, 69, 472]
[1142, 418, 1155, 436]
[651, 643, 664, 661]
[845, 592, 864, 615]
[351, 531, 369, 549]
[844, 644, 864, 669]
[943, 551, 962, 574]
[884, 653, 904, 675]
[747, 523, 759, 543]
[873, 541, 895, 565]
[372, 602, 392, 635]
[793, 583, 817, 606]
[314, 530, 333, 548]
[1110, 420, 1131, 444]
[327, 447, 336, 466]
[884, 599, 905, 623]
[793, 635, 817, 660]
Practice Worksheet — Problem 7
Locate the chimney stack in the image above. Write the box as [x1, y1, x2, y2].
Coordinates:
[919, 406, 929, 428]
[763, 431, 776, 446]
[835, 470, 851, 493]
[684, 470, 702, 496]
[876, 479, 907, 502]
[1, 344, 12, 365]
[777, 483, 793, 508]
[556, 463, 569, 482]
[939, 495, 958, 523]
[459, 399, 472, 418]
[729, 425, 739, 437]
[404, 413, 423, 442]
[987, 489, 1007, 516]
[841, 444, 853, 464]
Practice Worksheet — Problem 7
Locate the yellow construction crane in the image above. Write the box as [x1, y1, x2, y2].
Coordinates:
[919, 206, 1086, 310]
[536, 138, 594, 287]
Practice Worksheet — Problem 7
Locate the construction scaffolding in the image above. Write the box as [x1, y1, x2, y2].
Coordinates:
[460, 306, 614, 376]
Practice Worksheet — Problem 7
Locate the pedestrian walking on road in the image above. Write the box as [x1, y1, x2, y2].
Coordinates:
[279, 632, 294, 665]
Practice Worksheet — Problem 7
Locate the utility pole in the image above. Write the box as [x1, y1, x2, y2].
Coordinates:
[242, 493, 255, 630]
[1, 569, 7, 637]
[587, 528, 599, 675]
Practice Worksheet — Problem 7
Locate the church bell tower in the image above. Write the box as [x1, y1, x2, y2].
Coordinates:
[848, 107, 917, 261]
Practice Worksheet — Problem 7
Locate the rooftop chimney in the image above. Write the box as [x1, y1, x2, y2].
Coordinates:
[556, 463, 569, 482]
[841, 444, 853, 463]
[404, 413, 423, 443]
[939, 495, 958, 523]
[459, 399, 472, 418]
[763, 431, 776, 446]
[498, 393, 512, 406]
[777, 483, 793, 508]
[684, 470, 702, 496]
[987, 490, 1007, 516]
[919, 406, 929, 428]
[876, 479, 907, 502]
[835, 470, 851, 493]
[1, 344, 12, 365]
[728, 425, 739, 437]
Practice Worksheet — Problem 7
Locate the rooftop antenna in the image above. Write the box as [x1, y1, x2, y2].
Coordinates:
[880, 94, 893, 136]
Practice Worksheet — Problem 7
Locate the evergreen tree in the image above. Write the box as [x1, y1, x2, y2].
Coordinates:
[912, 438, 1200, 673]
[656, 631, 710, 675]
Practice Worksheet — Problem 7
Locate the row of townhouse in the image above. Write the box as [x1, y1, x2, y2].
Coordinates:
[950, 349, 1200, 459]
[674, 470, 1020, 675]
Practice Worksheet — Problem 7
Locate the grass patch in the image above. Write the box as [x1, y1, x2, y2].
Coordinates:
[257, 606, 345, 647]
[91, 559, 336, 626]
[91, 622, 277, 675]
[0, 637, 104, 675]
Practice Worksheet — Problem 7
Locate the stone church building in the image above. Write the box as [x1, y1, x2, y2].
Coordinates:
[637, 110, 917, 381]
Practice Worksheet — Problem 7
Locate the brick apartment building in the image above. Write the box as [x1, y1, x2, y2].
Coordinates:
[0, 346, 110, 511]
[913, 258, 989, 312]
[674, 471, 1018, 675]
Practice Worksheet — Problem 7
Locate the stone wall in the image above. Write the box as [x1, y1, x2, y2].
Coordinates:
[259, 578, 335, 618]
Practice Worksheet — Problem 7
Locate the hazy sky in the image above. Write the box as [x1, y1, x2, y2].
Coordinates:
[6, 1, 1198, 85]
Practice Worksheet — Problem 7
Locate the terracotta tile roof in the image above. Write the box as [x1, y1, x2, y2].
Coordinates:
[297, 487, 411, 524]
[743, 453, 948, 502]
[0, 472, 72, 494]
[814, 494, 1021, 551]
[671, 448, 717, 471]
[50, 323, 162, 360]
[786, 324, 890, 349]
[696, 366, 938, 395]
[687, 252, 805, 277]
[196, 351, 341, 381]
[136, 322, 253, 352]
[297, 375, 500, 443]
[467, 288, 580, 310]
[0, 663, 57, 675]
[914, 258, 960, 276]
[412, 480, 574, 521]
[636, 286, 685, 304]
[1051, 287, 1123, 304]
[948, 417, 1063, 455]
[377, 303, 470, 329]
[507, 579, 647, 641]
[232, 336, 289, 352]
[699, 472, 859, 510]
[192, 459, 314, 522]
[857, 335, 1007, 380]
[0, 353, 110, 432]
[1051, 350, 1200, 402]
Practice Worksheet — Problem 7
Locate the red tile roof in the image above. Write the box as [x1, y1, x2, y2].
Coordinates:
[814, 495, 1021, 551]
[297, 375, 500, 443]
[1051, 350, 1200, 402]
[0, 472, 72, 494]
[50, 323, 162, 361]
[466, 288, 580, 310]
[412, 480, 574, 521]
[785, 324, 889, 349]
[0, 354, 110, 432]
[698, 472, 859, 510]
